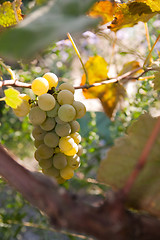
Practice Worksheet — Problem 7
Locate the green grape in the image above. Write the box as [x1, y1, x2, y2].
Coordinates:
[39, 157, 53, 169]
[34, 150, 42, 161]
[47, 102, 60, 118]
[58, 104, 76, 122]
[60, 166, 74, 180]
[13, 98, 31, 117]
[70, 132, 81, 144]
[58, 83, 75, 94]
[29, 106, 46, 125]
[32, 125, 46, 140]
[67, 154, 80, 170]
[77, 144, 83, 156]
[31, 77, 49, 96]
[72, 101, 86, 119]
[36, 144, 54, 159]
[44, 132, 59, 148]
[69, 120, 80, 133]
[55, 116, 66, 124]
[53, 153, 67, 169]
[55, 123, 71, 137]
[38, 93, 56, 111]
[59, 136, 75, 152]
[40, 117, 55, 131]
[63, 143, 78, 156]
[57, 90, 74, 105]
[34, 139, 44, 148]
[42, 166, 60, 178]
[43, 72, 58, 89]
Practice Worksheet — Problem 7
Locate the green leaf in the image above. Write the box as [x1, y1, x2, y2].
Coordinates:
[98, 113, 160, 217]
[4, 88, 22, 109]
[0, 0, 99, 60]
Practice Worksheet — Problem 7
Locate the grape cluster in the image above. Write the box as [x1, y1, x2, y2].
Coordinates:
[26, 72, 86, 184]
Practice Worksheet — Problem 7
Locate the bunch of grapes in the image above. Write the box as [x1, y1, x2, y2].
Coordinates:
[13, 72, 86, 184]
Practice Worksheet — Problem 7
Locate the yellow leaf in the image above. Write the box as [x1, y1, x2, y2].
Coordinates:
[88, 0, 160, 32]
[0, 0, 23, 29]
[4, 87, 22, 109]
[89, 1, 118, 24]
[81, 56, 125, 118]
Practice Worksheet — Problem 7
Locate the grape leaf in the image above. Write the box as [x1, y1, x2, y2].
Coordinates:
[153, 71, 160, 90]
[89, 0, 160, 32]
[0, 0, 23, 29]
[81, 55, 125, 118]
[0, 0, 99, 60]
[98, 113, 160, 217]
[4, 88, 22, 109]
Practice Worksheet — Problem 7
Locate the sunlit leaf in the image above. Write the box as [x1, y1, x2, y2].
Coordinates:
[81, 55, 125, 118]
[98, 113, 160, 217]
[89, 0, 160, 32]
[89, 1, 117, 24]
[4, 88, 22, 109]
[0, 0, 23, 29]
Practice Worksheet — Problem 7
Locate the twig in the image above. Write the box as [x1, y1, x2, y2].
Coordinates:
[122, 117, 160, 197]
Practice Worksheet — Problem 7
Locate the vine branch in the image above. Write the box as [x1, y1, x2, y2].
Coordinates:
[0, 66, 155, 90]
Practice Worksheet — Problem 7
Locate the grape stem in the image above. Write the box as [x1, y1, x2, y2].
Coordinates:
[0, 66, 155, 90]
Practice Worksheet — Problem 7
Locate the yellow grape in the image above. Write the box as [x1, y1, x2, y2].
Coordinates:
[43, 72, 58, 89]
[13, 98, 30, 117]
[59, 136, 75, 152]
[31, 77, 49, 96]
[63, 143, 78, 156]
[70, 132, 81, 144]
[67, 154, 80, 170]
[60, 166, 74, 180]
[77, 144, 83, 156]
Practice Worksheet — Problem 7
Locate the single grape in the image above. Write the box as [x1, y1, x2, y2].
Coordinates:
[42, 166, 60, 178]
[70, 132, 81, 144]
[72, 101, 86, 119]
[29, 106, 46, 125]
[31, 77, 49, 96]
[63, 143, 78, 156]
[39, 157, 53, 169]
[47, 102, 60, 118]
[60, 166, 74, 180]
[13, 98, 30, 117]
[55, 123, 71, 137]
[36, 144, 54, 159]
[55, 116, 66, 124]
[57, 90, 74, 105]
[56, 176, 66, 184]
[59, 136, 75, 152]
[32, 126, 45, 140]
[53, 153, 67, 169]
[38, 93, 56, 111]
[67, 154, 80, 170]
[58, 104, 76, 122]
[69, 120, 80, 133]
[40, 117, 55, 131]
[44, 132, 59, 148]
[58, 83, 75, 94]
[34, 150, 42, 161]
[43, 72, 58, 89]
[34, 139, 44, 148]
[77, 144, 83, 156]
